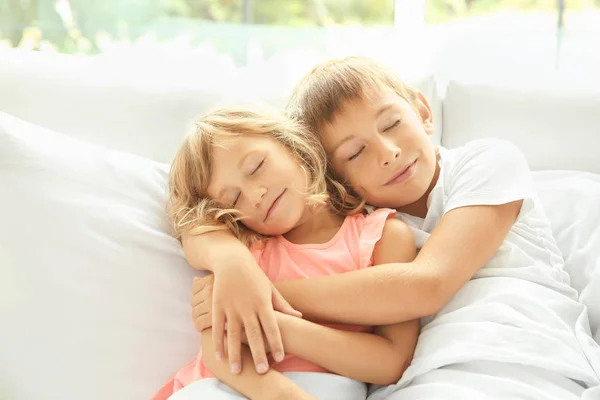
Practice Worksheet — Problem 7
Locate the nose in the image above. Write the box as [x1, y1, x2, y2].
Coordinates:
[249, 186, 267, 208]
[376, 137, 401, 168]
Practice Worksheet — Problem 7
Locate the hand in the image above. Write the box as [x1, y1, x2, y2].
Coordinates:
[191, 260, 301, 375]
[240, 325, 272, 354]
[196, 299, 273, 354]
[191, 274, 215, 332]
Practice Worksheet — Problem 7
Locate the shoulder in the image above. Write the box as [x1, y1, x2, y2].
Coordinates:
[373, 217, 416, 264]
[249, 240, 273, 272]
[355, 208, 406, 268]
[375, 218, 415, 252]
[440, 139, 534, 213]
[381, 216, 413, 240]
[441, 138, 530, 185]
[447, 138, 525, 168]
[358, 208, 397, 239]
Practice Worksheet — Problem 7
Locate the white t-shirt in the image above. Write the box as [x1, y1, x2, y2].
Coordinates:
[401, 138, 571, 292]
[392, 139, 600, 388]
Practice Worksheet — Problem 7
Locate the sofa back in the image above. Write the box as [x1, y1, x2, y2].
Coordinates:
[1, 50, 599, 173]
[442, 78, 600, 173]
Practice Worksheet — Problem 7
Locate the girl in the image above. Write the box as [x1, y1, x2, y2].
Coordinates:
[188, 57, 600, 399]
[154, 106, 420, 400]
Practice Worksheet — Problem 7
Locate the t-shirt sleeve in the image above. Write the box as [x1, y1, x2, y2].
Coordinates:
[358, 208, 396, 269]
[443, 139, 535, 213]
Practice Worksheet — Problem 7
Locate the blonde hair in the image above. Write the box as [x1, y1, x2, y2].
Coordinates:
[168, 106, 331, 245]
[286, 56, 419, 213]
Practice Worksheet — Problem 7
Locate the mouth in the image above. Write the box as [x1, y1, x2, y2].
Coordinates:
[384, 159, 417, 186]
[264, 189, 286, 222]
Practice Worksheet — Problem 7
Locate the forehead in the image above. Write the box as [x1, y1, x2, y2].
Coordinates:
[339, 87, 405, 117]
[320, 88, 409, 148]
[206, 134, 294, 196]
[206, 135, 264, 193]
[211, 134, 271, 156]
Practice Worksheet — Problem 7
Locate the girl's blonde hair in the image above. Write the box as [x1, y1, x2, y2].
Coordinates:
[168, 105, 345, 245]
[286, 56, 419, 213]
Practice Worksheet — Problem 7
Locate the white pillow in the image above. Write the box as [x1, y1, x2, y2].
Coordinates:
[534, 171, 600, 343]
[0, 113, 200, 400]
[442, 79, 600, 174]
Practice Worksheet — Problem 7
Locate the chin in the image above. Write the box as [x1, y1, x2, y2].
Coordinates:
[364, 197, 398, 209]
[402, 191, 429, 207]
[266, 217, 300, 236]
[369, 192, 423, 209]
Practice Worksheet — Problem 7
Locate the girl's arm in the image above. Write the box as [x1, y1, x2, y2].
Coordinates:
[265, 218, 420, 386]
[184, 230, 300, 374]
[275, 200, 522, 325]
[201, 329, 317, 400]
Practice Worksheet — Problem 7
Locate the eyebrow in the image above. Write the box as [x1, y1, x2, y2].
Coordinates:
[331, 104, 394, 154]
[331, 135, 357, 155]
[375, 104, 394, 118]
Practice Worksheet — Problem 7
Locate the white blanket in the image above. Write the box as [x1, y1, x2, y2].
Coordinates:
[368, 274, 600, 400]
[371, 361, 595, 400]
[167, 372, 368, 400]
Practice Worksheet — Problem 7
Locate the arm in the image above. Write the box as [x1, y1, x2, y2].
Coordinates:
[182, 229, 253, 272]
[275, 201, 522, 325]
[185, 229, 300, 374]
[201, 329, 316, 400]
[272, 219, 420, 385]
[276, 311, 419, 385]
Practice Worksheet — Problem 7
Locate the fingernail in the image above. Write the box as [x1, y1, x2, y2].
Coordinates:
[256, 363, 268, 374]
[230, 363, 241, 374]
[274, 352, 284, 362]
[193, 277, 200, 282]
[215, 351, 222, 361]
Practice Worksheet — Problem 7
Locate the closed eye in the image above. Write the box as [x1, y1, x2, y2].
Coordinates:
[251, 159, 265, 175]
[348, 146, 365, 161]
[384, 119, 401, 132]
[232, 192, 241, 207]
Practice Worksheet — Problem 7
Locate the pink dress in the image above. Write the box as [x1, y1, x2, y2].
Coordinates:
[153, 208, 395, 400]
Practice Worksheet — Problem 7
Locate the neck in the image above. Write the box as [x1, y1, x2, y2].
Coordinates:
[283, 205, 345, 245]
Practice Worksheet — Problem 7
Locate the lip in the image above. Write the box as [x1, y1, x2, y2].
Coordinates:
[385, 159, 417, 186]
[264, 189, 286, 221]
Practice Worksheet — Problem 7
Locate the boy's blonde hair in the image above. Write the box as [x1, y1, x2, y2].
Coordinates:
[168, 106, 333, 245]
[286, 56, 419, 213]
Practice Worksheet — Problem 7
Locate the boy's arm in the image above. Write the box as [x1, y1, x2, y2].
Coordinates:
[275, 200, 522, 325]
[269, 218, 420, 385]
[201, 329, 316, 400]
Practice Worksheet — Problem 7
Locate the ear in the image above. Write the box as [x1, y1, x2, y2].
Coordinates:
[414, 91, 435, 136]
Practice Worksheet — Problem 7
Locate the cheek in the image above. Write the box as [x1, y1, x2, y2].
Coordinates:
[292, 164, 309, 190]
[330, 162, 351, 182]
[236, 206, 257, 225]
[347, 160, 377, 186]
[340, 168, 367, 191]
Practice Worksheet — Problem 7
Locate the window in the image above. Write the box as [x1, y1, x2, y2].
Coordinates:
[1, 1, 598, 77]
[424, 0, 600, 78]
[0, 0, 396, 66]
